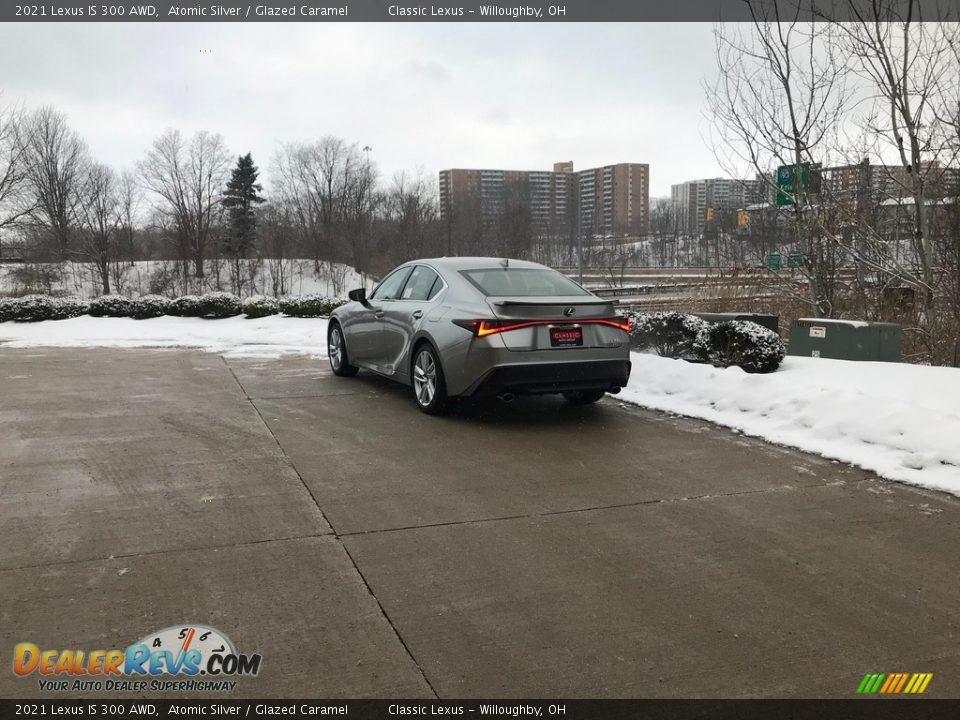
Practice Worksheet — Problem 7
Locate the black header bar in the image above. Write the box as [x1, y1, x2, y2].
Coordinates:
[4, 0, 959, 23]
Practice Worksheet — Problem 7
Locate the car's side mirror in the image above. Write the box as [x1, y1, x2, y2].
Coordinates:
[348, 287, 369, 305]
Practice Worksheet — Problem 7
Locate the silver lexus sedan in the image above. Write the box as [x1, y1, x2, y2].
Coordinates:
[327, 257, 632, 414]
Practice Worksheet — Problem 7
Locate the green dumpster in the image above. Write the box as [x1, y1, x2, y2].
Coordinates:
[788, 319, 901, 362]
[696, 313, 779, 335]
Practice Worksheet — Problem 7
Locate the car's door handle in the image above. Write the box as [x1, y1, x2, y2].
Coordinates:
[374, 311, 385, 319]
[411, 310, 423, 320]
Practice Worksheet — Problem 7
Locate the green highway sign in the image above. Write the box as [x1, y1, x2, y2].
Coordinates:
[776, 164, 807, 206]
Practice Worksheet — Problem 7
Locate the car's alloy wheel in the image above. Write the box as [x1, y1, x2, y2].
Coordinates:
[328, 323, 358, 377]
[412, 345, 447, 414]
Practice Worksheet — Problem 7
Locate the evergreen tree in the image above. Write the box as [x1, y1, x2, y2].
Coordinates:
[222, 153, 265, 258]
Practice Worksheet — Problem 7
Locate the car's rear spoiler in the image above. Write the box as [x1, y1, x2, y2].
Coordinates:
[491, 298, 616, 307]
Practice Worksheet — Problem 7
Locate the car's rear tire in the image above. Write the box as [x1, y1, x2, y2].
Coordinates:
[412, 343, 448, 415]
[328, 321, 359, 377]
[562, 389, 607, 405]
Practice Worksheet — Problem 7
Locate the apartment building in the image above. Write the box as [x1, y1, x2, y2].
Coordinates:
[670, 177, 764, 236]
[439, 160, 649, 238]
[576, 163, 650, 237]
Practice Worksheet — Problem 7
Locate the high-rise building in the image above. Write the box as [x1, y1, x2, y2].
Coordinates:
[439, 161, 649, 238]
[670, 177, 764, 236]
[439, 167, 575, 235]
[577, 163, 650, 237]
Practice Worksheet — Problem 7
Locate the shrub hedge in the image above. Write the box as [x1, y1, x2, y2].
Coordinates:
[279, 295, 346, 317]
[167, 295, 203, 317]
[196, 292, 242, 318]
[628, 311, 710, 361]
[0, 295, 89, 322]
[698, 320, 786, 374]
[629, 311, 786, 374]
[129, 295, 172, 319]
[242, 295, 279, 318]
[88, 294, 136, 318]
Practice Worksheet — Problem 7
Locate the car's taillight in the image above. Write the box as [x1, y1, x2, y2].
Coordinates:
[600, 315, 633, 333]
[452, 316, 632, 336]
[451, 319, 540, 337]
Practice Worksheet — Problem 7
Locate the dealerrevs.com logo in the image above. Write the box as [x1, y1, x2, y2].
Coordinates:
[13, 624, 262, 693]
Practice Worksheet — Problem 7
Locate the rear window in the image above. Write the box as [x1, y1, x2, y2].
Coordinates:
[460, 268, 590, 297]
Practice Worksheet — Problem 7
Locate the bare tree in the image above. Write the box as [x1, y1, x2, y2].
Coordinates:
[705, 1, 848, 316]
[649, 197, 678, 267]
[384, 170, 441, 264]
[343, 154, 379, 276]
[827, 5, 958, 359]
[139, 129, 230, 278]
[498, 177, 534, 259]
[0, 98, 29, 243]
[75, 162, 121, 295]
[272, 136, 366, 271]
[116, 169, 141, 267]
[259, 202, 295, 296]
[16, 106, 88, 259]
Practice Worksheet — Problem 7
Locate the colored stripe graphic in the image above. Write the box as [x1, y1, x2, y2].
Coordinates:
[859, 673, 885, 693]
[914, 673, 930, 693]
[858, 672, 932, 694]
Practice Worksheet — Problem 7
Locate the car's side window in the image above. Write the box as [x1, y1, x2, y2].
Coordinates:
[426, 276, 443, 301]
[370, 267, 413, 301]
[401, 266, 442, 302]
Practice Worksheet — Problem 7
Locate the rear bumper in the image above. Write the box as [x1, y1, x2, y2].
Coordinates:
[462, 359, 632, 397]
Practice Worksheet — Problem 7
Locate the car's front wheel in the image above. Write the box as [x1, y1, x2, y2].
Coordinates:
[328, 322, 359, 377]
[562, 389, 607, 405]
[412, 344, 448, 415]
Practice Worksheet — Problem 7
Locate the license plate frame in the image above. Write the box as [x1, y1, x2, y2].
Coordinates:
[550, 325, 583, 347]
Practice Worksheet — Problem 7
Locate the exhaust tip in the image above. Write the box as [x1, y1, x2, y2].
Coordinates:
[497, 392, 515, 403]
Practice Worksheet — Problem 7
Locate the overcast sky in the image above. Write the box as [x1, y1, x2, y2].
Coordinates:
[1, 22, 726, 197]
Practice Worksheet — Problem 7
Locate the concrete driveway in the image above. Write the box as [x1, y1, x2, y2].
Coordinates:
[1, 347, 959, 698]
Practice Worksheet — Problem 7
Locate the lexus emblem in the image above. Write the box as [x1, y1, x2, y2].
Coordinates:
[563, 307, 575, 317]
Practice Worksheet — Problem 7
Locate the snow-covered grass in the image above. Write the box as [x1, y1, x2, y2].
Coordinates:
[0, 315, 330, 359]
[0, 259, 374, 300]
[621, 352, 960, 497]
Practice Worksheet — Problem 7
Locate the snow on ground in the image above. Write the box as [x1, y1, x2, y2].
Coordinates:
[0, 315, 331, 359]
[3, 314, 960, 497]
[621, 352, 960, 497]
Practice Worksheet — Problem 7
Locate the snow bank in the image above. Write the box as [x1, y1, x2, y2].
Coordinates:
[0, 315, 330, 359]
[621, 353, 960, 497]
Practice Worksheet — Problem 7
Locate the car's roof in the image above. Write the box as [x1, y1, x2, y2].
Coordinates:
[411, 257, 550, 271]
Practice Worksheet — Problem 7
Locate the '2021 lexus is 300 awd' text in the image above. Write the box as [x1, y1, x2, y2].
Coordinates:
[327, 257, 632, 414]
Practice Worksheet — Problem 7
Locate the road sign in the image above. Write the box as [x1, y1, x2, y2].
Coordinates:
[766, 253, 781, 270]
[776, 164, 811, 207]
